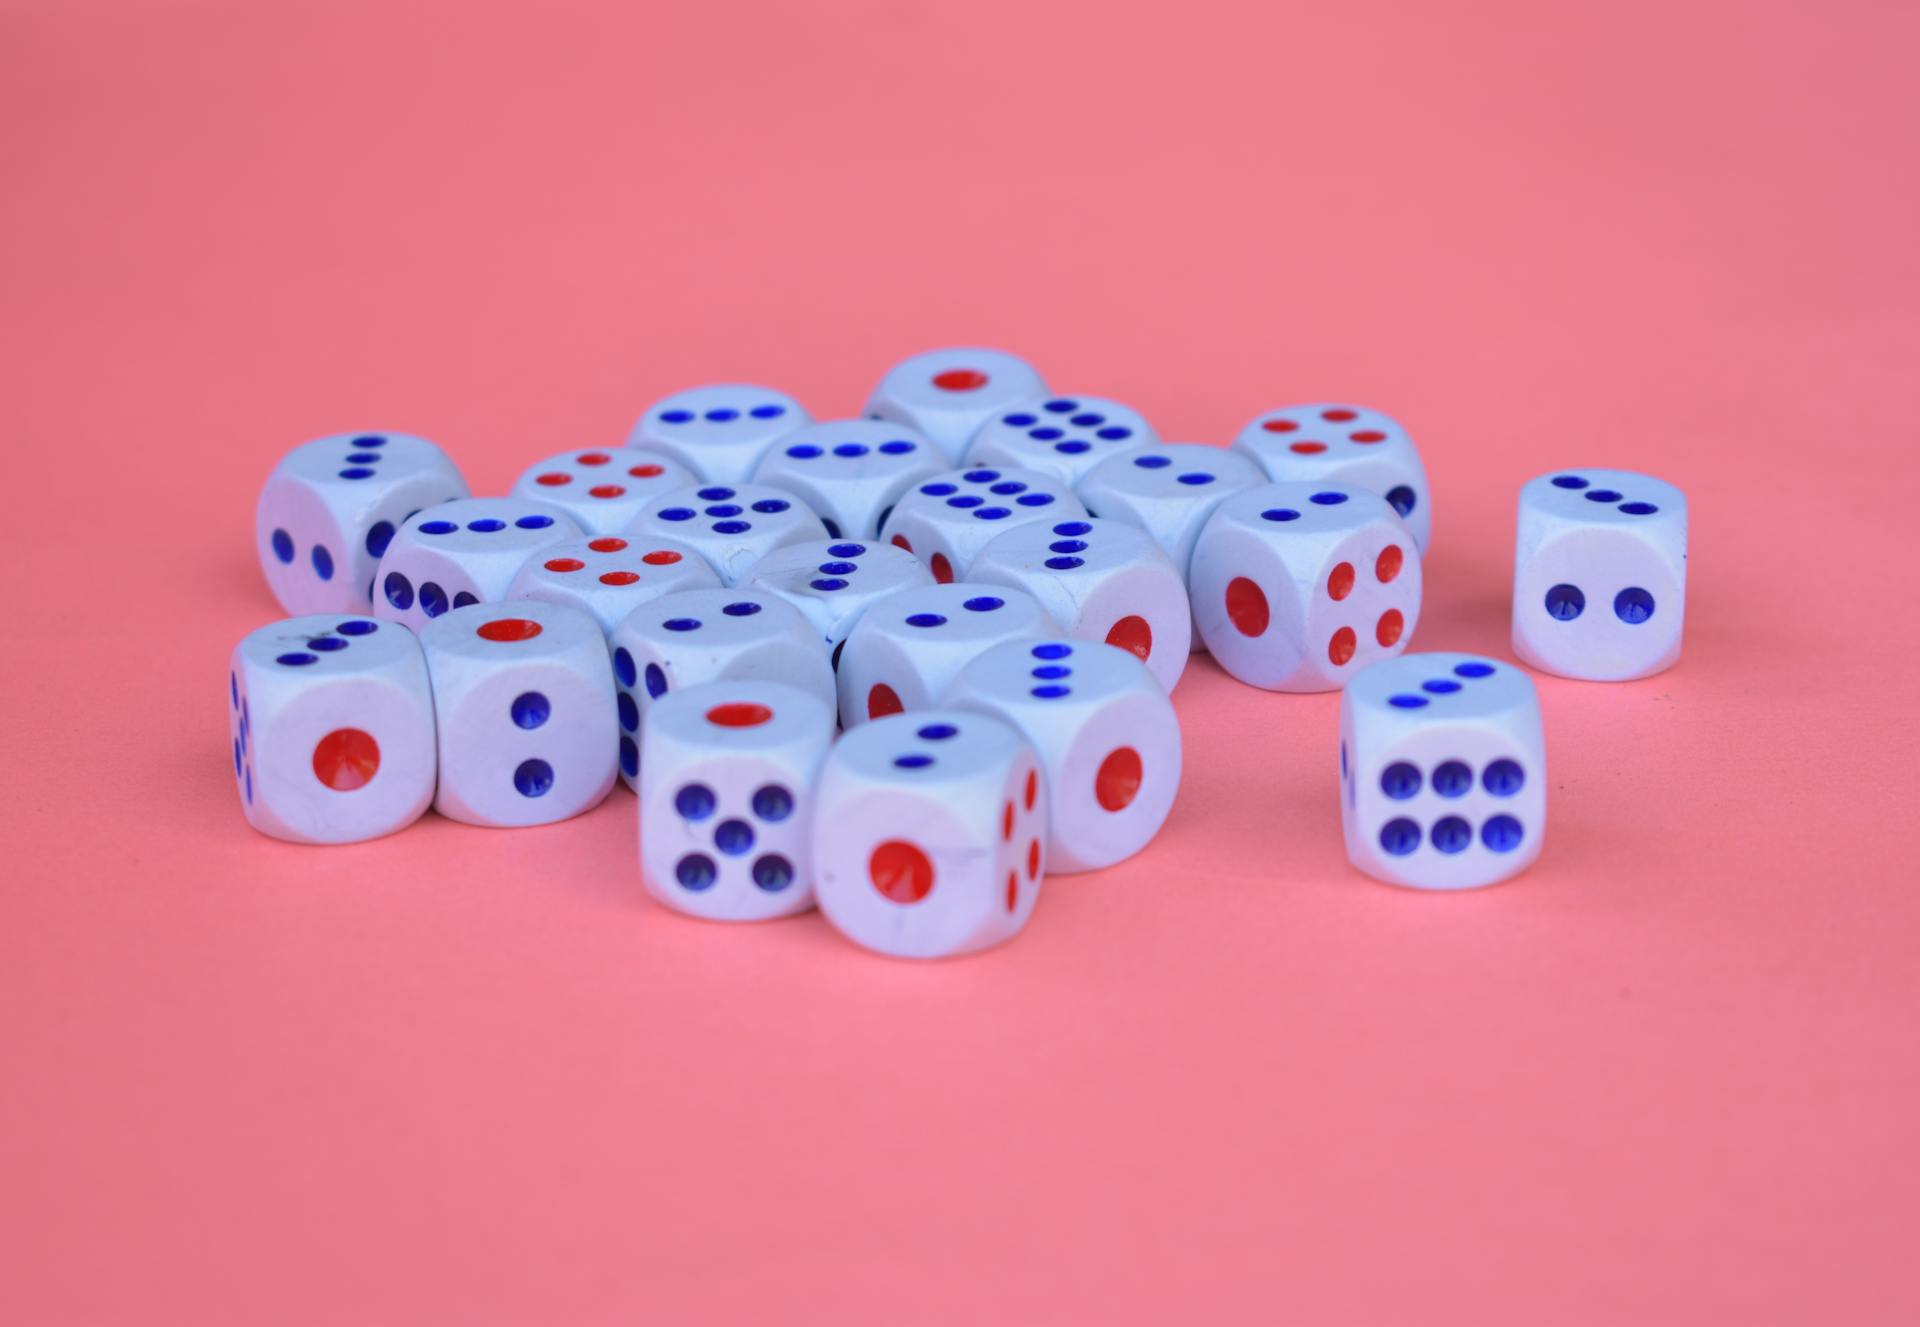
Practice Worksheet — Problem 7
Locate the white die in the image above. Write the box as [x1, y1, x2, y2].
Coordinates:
[373, 498, 582, 631]
[1512, 469, 1688, 681]
[625, 482, 827, 584]
[947, 639, 1181, 874]
[964, 393, 1157, 483]
[1190, 484, 1422, 692]
[836, 582, 1059, 727]
[739, 538, 936, 657]
[864, 347, 1048, 464]
[969, 516, 1191, 692]
[626, 384, 810, 483]
[256, 431, 469, 615]
[418, 601, 618, 827]
[879, 465, 1086, 585]
[505, 533, 719, 634]
[1340, 653, 1545, 890]
[607, 588, 835, 792]
[1232, 404, 1433, 552]
[638, 681, 835, 922]
[508, 447, 695, 535]
[227, 614, 435, 844]
[811, 710, 1048, 959]
[749, 420, 945, 539]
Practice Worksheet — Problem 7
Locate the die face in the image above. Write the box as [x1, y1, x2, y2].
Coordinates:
[1512, 469, 1688, 681]
[418, 601, 617, 827]
[836, 582, 1059, 727]
[626, 482, 828, 584]
[508, 447, 696, 535]
[750, 420, 945, 539]
[228, 615, 436, 843]
[965, 394, 1157, 483]
[626, 384, 810, 483]
[864, 347, 1048, 464]
[638, 681, 836, 921]
[811, 710, 1047, 959]
[1075, 444, 1267, 577]
[373, 498, 582, 631]
[1340, 653, 1545, 890]
[739, 539, 936, 651]
[969, 516, 1191, 693]
[1231, 404, 1432, 551]
[946, 639, 1181, 874]
[256, 431, 469, 615]
[1191, 484, 1422, 692]
[506, 534, 719, 634]
[607, 588, 836, 791]
[879, 465, 1087, 585]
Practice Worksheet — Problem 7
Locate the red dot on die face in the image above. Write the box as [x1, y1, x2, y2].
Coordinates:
[1026, 838, 1041, 880]
[589, 485, 626, 498]
[891, 533, 914, 554]
[1024, 769, 1037, 811]
[578, 452, 611, 465]
[589, 537, 627, 553]
[1376, 609, 1405, 647]
[867, 683, 903, 719]
[641, 549, 682, 566]
[1328, 626, 1357, 665]
[932, 368, 987, 391]
[929, 552, 954, 584]
[311, 728, 380, 791]
[1261, 419, 1299, 433]
[870, 840, 935, 903]
[1376, 545, 1404, 582]
[545, 557, 585, 573]
[536, 473, 571, 486]
[1226, 576, 1269, 637]
[1006, 872, 1018, 913]
[1322, 408, 1357, 422]
[478, 618, 543, 642]
[600, 571, 640, 586]
[1096, 746, 1143, 812]
[1289, 441, 1328, 455]
[1002, 801, 1014, 841]
[1350, 430, 1386, 444]
[1104, 614, 1153, 662]
[1328, 562, 1356, 601]
[629, 463, 664, 477]
[706, 702, 772, 728]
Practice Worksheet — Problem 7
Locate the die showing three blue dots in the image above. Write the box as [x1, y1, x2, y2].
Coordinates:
[1029, 642, 1074, 698]
[659, 402, 787, 426]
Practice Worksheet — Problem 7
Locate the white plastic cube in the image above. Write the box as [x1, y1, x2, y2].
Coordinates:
[864, 347, 1048, 464]
[750, 420, 945, 539]
[508, 447, 695, 535]
[879, 465, 1086, 585]
[739, 538, 935, 657]
[1232, 404, 1433, 552]
[964, 393, 1157, 483]
[626, 384, 810, 483]
[836, 582, 1059, 727]
[373, 497, 582, 631]
[625, 482, 827, 584]
[505, 533, 719, 634]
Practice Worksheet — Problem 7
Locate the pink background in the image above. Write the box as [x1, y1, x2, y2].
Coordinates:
[5, 0, 1918, 1321]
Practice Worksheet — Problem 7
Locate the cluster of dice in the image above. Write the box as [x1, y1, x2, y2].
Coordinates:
[232, 347, 1688, 955]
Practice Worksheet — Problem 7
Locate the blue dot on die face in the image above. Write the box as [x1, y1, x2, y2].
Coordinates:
[917, 723, 957, 741]
[345, 452, 381, 464]
[787, 444, 823, 459]
[963, 469, 999, 483]
[1032, 642, 1072, 660]
[659, 507, 695, 522]
[906, 613, 946, 628]
[973, 507, 1011, 520]
[947, 495, 983, 509]
[351, 435, 386, 447]
[1431, 817, 1472, 854]
[1177, 472, 1214, 486]
[276, 652, 317, 666]
[833, 443, 868, 458]
[894, 754, 933, 768]
[338, 467, 375, 480]
[1050, 540, 1088, 554]
[1482, 815, 1524, 852]
[1057, 441, 1090, 454]
[1454, 662, 1495, 678]
[705, 408, 739, 423]
[675, 783, 716, 821]
[1388, 694, 1429, 709]
[664, 618, 700, 632]
[1134, 455, 1170, 469]
[311, 545, 334, 580]
[676, 854, 716, 890]
[1071, 413, 1104, 427]
[1380, 762, 1421, 799]
[1031, 427, 1064, 441]
[963, 597, 1002, 612]
[270, 529, 294, 563]
[1545, 584, 1586, 620]
[880, 440, 916, 455]
[1422, 679, 1461, 694]
[810, 577, 848, 592]
[1379, 818, 1421, 856]
[365, 521, 395, 559]
[989, 481, 1027, 495]
[617, 694, 640, 733]
[419, 520, 457, 535]
[751, 404, 786, 419]
[1432, 760, 1471, 797]
[1310, 492, 1348, 506]
[467, 519, 505, 533]
[1045, 556, 1084, 570]
[713, 520, 751, 535]
[613, 647, 637, 688]
[751, 499, 789, 514]
[714, 819, 755, 855]
[418, 581, 448, 617]
[1005, 414, 1037, 427]
[752, 785, 794, 821]
[1053, 522, 1092, 536]
[697, 487, 735, 500]
[1585, 489, 1623, 504]
[644, 663, 668, 697]
[383, 571, 414, 610]
[1620, 502, 1659, 516]
[1551, 475, 1589, 489]
[1262, 509, 1301, 522]
[1043, 399, 1077, 413]
[620, 737, 638, 779]
[752, 855, 794, 891]
[817, 561, 857, 575]
[1484, 759, 1525, 796]
[230, 673, 238, 708]
[337, 620, 377, 636]
[513, 759, 554, 797]
[1097, 427, 1132, 441]
[921, 483, 956, 496]
[661, 409, 694, 424]
[1031, 664, 1071, 680]
[1031, 684, 1071, 699]
[1387, 486, 1417, 517]
[827, 543, 866, 558]
[705, 504, 742, 518]
[453, 591, 477, 609]
[1614, 587, 1656, 624]
[306, 636, 347, 652]
[723, 601, 761, 616]
[511, 691, 551, 729]
[1016, 494, 1055, 507]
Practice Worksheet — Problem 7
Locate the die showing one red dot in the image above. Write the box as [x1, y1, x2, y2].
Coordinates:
[589, 485, 626, 499]
[1322, 408, 1357, 422]
[478, 618, 543, 642]
[891, 533, 914, 554]
[600, 571, 640, 586]
[545, 557, 585, 573]
[1226, 577, 1269, 637]
[642, 549, 682, 566]
[870, 839, 934, 903]
[1096, 747, 1143, 812]
[589, 537, 627, 553]
[1105, 615, 1153, 662]
[1006, 872, 1018, 913]
[1351, 430, 1386, 444]
[1026, 838, 1041, 880]
[1376, 609, 1404, 647]
[311, 728, 380, 791]
[1025, 769, 1038, 811]
[629, 463, 665, 477]
[1289, 441, 1327, 455]
[1002, 800, 1014, 841]
[1328, 562, 1356, 601]
[932, 368, 987, 391]
[1261, 419, 1299, 433]
[867, 683, 903, 720]
[930, 552, 954, 583]
[1376, 545, 1404, 582]
[578, 453, 611, 465]
[1328, 626, 1357, 665]
[706, 702, 772, 728]
[536, 473, 571, 486]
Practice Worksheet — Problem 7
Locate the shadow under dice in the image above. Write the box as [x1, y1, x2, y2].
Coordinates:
[970, 516, 1191, 692]
[373, 498, 581, 631]
[509, 447, 695, 535]
[228, 615, 437, 843]
[836, 582, 1058, 727]
[964, 393, 1157, 483]
[864, 347, 1048, 464]
[739, 539, 935, 658]
[626, 482, 827, 584]
[1512, 469, 1687, 681]
[879, 465, 1085, 585]
[607, 588, 835, 791]
[1232, 404, 1432, 552]
[256, 431, 469, 615]
[1191, 484, 1422, 692]
[638, 681, 836, 922]
[811, 711, 1047, 959]
[626, 384, 810, 483]
[947, 640, 1181, 874]
[1339, 653, 1545, 890]
[419, 601, 618, 827]
[506, 534, 718, 634]
[750, 420, 945, 539]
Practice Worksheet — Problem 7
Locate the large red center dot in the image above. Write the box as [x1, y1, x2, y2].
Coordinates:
[536, 473, 571, 486]
[1376, 609, 1405, 647]
[545, 558, 585, 573]
[870, 840, 935, 903]
[1328, 562, 1356, 601]
[578, 452, 611, 465]
[600, 570, 640, 586]
[932, 368, 987, 391]
[867, 683, 903, 719]
[706, 702, 772, 728]
[589, 537, 628, 553]
[1095, 746, 1143, 812]
[1328, 626, 1357, 665]
[1261, 419, 1299, 433]
[311, 728, 380, 791]
[589, 485, 626, 499]
[1226, 576, 1270, 637]
[1104, 614, 1153, 662]
[477, 618, 543, 642]
[929, 552, 954, 584]
[642, 549, 682, 566]
[1376, 545, 1404, 582]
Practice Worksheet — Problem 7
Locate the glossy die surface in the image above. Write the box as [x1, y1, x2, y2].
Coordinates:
[418, 601, 618, 827]
[750, 420, 944, 539]
[1512, 469, 1688, 681]
[811, 711, 1047, 959]
[638, 681, 835, 922]
[256, 431, 469, 615]
[970, 516, 1191, 692]
[1340, 653, 1545, 890]
[626, 482, 826, 584]
[864, 347, 1048, 464]
[947, 640, 1180, 874]
[836, 582, 1058, 727]
[1232, 404, 1432, 552]
[607, 588, 835, 792]
[965, 394, 1157, 483]
[1191, 484, 1421, 692]
[739, 538, 935, 655]
[879, 465, 1085, 585]
[626, 384, 809, 483]
[373, 498, 581, 631]
[228, 615, 435, 844]
[508, 447, 695, 535]
[505, 533, 718, 634]
[1075, 444, 1266, 577]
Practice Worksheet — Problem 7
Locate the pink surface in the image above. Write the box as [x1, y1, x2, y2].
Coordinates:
[5, 0, 1918, 1321]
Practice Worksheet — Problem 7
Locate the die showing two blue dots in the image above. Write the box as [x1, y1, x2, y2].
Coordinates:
[1544, 582, 1656, 624]
[890, 722, 960, 770]
[1386, 661, 1496, 708]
